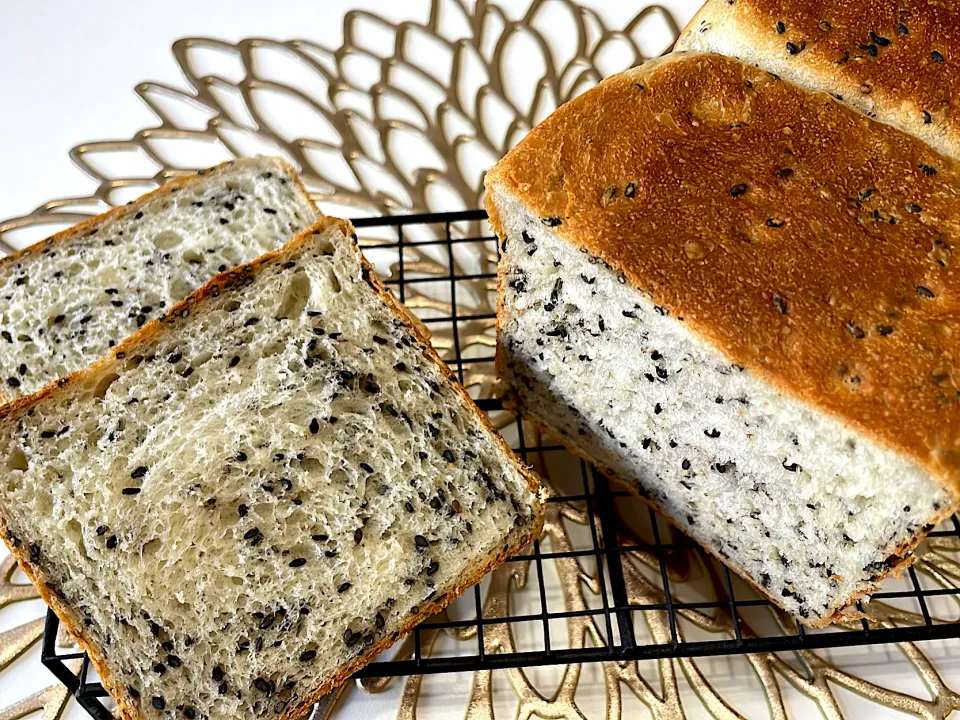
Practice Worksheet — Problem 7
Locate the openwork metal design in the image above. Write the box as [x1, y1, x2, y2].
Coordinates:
[5, 1, 960, 718]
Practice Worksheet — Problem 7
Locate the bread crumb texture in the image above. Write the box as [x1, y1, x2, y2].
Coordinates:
[494, 190, 953, 624]
[0, 157, 317, 398]
[0, 220, 539, 719]
[486, 51, 960, 489]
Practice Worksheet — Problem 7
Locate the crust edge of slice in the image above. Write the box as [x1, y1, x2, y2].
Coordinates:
[0, 214, 545, 720]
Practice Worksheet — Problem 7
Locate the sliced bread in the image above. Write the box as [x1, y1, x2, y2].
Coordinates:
[485, 51, 960, 626]
[0, 215, 544, 719]
[677, 0, 960, 159]
[0, 156, 318, 399]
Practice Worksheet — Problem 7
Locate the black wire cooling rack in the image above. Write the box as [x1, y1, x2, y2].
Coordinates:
[43, 208, 960, 719]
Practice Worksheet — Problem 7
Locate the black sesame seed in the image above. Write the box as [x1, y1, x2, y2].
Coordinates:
[782, 460, 802, 472]
[122, 488, 141, 496]
[922, 110, 933, 124]
[917, 285, 935, 299]
[184, 708, 196, 719]
[846, 322, 866, 339]
[766, 218, 786, 228]
[359, 462, 374, 473]
[168, 654, 182, 668]
[135, 211, 144, 220]
[907, 203, 923, 214]
[898, 22, 909, 35]
[876, 324, 894, 336]
[152, 697, 165, 710]
[96, 525, 108, 536]
[442, 449, 455, 463]
[219, 218, 229, 225]
[6, 377, 20, 388]
[414, 535, 428, 550]
[131, 466, 148, 479]
[253, 677, 271, 692]
[541, 217, 562, 227]
[309, 418, 320, 434]
[869, 32, 890, 47]
[338, 582, 352, 593]
[106, 535, 118, 549]
[681, 459, 691, 471]
[919, 164, 938, 176]
[776, 168, 794, 179]
[704, 428, 721, 439]
[775, 21, 786, 34]
[244, 527, 260, 540]
[730, 183, 748, 197]
[773, 294, 788, 314]
[212, 665, 224, 682]
[299, 649, 317, 662]
[426, 560, 439, 575]
[354, 528, 363, 544]
[932, 51, 945, 63]
[235, 451, 248, 462]
[263, 207, 278, 214]
[786, 41, 805, 55]
[289, 558, 307, 568]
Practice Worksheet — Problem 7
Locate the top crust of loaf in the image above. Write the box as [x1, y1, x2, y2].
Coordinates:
[485, 51, 960, 490]
[677, 0, 960, 159]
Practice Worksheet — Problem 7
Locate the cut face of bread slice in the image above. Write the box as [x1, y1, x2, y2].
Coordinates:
[486, 52, 960, 625]
[0, 156, 318, 399]
[0, 216, 543, 719]
[677, 0, 960, 160]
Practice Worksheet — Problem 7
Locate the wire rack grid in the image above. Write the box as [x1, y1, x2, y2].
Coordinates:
[42, 209, 960, 719]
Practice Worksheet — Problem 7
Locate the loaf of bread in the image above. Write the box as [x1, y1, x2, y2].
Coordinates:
[486, 51, 960, 626]
[677, 0, 960, 159]
[0, 156, 318, 399]
[0, 215, 544, 719]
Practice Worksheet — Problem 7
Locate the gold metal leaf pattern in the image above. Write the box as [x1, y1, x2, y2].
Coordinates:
[2, 2, 960, 719]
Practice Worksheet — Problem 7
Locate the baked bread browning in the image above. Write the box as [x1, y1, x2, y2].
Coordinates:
[677, 0, 960, 160]
[0, 156, 319, 399]
[0, 216, 544, 719]
[486, 51, 960, 624]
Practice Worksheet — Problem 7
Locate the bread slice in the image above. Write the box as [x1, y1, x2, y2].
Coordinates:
[677, 0, 960, 160]
[485, 51, 960, 626]
[0, 215, 544, 719]
[0, 156, 318, 399]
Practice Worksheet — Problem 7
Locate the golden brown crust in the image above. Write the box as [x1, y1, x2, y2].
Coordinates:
[0, 214, 544, 719]
[485, 50, 960, 492]
[677, 0, 960, 160]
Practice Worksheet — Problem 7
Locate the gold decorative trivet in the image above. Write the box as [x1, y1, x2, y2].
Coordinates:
[3, 2, 960, 719]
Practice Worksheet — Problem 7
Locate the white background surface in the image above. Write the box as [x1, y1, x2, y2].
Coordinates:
[0, 0, 698, 223]
[2, 2, 960, 719]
